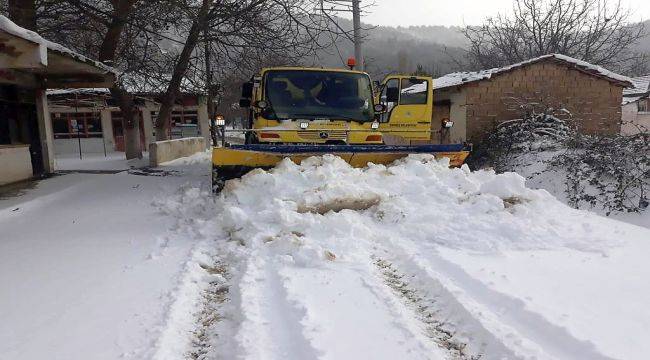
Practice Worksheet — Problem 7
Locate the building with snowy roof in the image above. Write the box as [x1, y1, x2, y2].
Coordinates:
[46, 89, 211, 156]
[621, 75, 650, 135]
[427, 54, 632, 144]
[0, 16, 116, 186]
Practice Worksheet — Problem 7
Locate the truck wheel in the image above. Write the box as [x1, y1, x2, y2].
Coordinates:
[212, 166, 225, 194]
[245, 132, 259, 145]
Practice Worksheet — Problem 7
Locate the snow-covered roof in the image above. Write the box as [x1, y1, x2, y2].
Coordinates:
[47, 88, 111, 96]
[623, 75, 650, 96]
[622, 95, 645, 105]
[434, 54, 632, 90]
[0, 15, 117, 75]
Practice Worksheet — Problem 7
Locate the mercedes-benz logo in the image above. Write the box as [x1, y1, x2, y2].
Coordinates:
[319, 132, 329, 139]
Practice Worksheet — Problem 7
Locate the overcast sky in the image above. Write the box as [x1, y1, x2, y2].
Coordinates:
[350, 0, 650, 27]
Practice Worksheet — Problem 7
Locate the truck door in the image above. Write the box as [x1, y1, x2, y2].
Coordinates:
[378, 76, 432, 141]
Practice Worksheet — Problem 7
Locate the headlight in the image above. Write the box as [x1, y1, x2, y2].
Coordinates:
[300, 122, 309, 129]
[371, 122, 380, 129]
[215, 115, 225, 126]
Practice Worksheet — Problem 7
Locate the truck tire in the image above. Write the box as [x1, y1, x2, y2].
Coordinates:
[212, 166, 225, 194]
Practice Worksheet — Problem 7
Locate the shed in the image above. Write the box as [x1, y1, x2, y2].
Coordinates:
[431, 54, 632, 144]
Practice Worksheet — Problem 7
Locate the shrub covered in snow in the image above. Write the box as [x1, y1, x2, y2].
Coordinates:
[474, 99, 649, 215]
[471, 98, 574, 171]
[551, 132, 649, 214]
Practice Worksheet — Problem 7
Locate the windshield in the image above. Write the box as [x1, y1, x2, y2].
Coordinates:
[264, 70, 375, 122]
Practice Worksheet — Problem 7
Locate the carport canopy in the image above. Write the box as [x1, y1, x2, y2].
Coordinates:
[0, 15, 116, 89]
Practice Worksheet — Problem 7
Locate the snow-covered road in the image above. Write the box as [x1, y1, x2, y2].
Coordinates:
[2, 153, 650, 360]
[154, 154, 650, 360]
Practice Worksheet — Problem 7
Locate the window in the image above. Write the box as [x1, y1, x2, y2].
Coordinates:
[400, 78, 428, 105]
[172, 110, 198, 126]
[379, 78, 399, 123]
[52, 115, 68, 134]
[51, 112, 102, 139]
[263, 70, 375, 122]
[638, 99, 648, 113]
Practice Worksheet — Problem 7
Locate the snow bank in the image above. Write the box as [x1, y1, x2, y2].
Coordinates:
[222, 155, 622, 254]
[160, 150, 212, 167]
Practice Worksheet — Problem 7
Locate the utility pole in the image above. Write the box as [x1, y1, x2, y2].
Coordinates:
[321, 0, 364, 70]
[352, 0, 363, 71]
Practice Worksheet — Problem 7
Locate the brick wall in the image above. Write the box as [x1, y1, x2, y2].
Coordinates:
[463, 60, 624, 142]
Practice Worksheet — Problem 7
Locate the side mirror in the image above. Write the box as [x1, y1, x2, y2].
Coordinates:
[386, 87, 399, 103]
[241, 82, 254, 98]
[254, 100, 268, 109]
[373, 103, 387, 113]
[239, 98, 251, 108]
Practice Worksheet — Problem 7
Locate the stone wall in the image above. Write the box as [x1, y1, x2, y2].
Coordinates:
[149, 137, 206, 167]
[0, 145, 33, 186]
[462, 60, 624, 142]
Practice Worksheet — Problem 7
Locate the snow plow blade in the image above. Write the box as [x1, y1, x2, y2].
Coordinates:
[212, 144, 470, 192]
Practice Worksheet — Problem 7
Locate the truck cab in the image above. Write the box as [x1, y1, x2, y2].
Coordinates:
[377, 75, 433, 142]
[239, 68, 435, 145]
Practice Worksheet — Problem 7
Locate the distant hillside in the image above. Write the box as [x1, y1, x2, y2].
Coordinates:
[311, 18, 650, 78]
[396, 25, 468, 48]
[309, 18, 469, 79]
[633, 20, 650, 53]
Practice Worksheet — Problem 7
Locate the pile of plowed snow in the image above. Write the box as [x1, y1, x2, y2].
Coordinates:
[158, 154, 650, 360]
[219, 154, 622, 255]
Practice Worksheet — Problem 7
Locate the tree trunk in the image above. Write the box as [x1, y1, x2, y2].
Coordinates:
[98, 0, 142, 159]
[8, 0, 36, 30]
[155, 0, 213, 141]
[204, 26, 218, 147]
[110, 87, 141, 157]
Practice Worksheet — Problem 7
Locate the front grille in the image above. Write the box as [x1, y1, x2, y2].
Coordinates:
[298, 130, 348, 141]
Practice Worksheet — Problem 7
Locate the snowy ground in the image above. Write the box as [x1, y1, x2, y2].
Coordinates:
[2, 152, 650, 360]
[0, 154, 209, 360]
[56, 152, 149, 171]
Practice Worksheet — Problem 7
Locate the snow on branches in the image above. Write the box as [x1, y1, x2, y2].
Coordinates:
[476, 97, 649, 215]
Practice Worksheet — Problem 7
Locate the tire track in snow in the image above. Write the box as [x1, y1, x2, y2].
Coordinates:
[234, 247, 320, 360]
[415, 248, 616, 360]
[374, 236, 615, 359]
[372, 256, 478, 360]
[270, 256, 447, 360]
[370, 239, 519, 359]
[150, 183, 237, 360]
[188, 261, 230, 360]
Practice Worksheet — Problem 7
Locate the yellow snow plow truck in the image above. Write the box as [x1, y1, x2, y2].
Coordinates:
[211, 66, 470, 192]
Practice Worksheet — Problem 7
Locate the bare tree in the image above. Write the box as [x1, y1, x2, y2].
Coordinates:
[153, 0, 353, 141]
[3, 0, 354, 144]
[463, 0, 647, 74]
[7, 0, 35, 29]
[2, 0, 182, 159]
